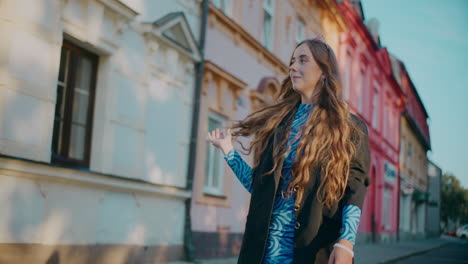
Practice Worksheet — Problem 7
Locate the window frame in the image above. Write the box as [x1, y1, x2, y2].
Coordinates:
[262, 0, 275, 50]
[296, 18, 305, 43]
[51, 40, 98, 168]
[204, 111, 226, 196]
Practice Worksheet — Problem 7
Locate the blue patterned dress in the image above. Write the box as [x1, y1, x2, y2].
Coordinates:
[224, 103, 361, 264]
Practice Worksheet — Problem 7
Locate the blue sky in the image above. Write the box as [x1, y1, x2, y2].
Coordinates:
[361, 0, 468, 187]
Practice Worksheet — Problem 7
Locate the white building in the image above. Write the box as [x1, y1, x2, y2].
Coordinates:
[0, 0, 201, 263]
[426, 159, 441, 237]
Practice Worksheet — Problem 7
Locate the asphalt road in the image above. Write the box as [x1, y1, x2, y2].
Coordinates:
[391, 239, 468, 264]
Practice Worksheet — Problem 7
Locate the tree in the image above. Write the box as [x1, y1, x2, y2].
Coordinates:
[441, 173, 468, 227]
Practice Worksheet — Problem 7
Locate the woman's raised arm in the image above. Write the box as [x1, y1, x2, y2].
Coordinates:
[207, 128, 254, 193]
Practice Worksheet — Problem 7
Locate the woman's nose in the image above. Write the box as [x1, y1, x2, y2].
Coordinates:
[289, 63, 298, 72]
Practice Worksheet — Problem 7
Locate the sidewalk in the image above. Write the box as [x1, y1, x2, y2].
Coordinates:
[192, 238, 449, 264]
[354, 238, 448, 264]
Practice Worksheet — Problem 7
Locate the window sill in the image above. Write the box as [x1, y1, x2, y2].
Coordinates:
[203, 191, 227, 199]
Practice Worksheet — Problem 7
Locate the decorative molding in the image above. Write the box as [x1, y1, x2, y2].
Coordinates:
[141, 12, 201, 62]
[203, 61, 247, 111]
[250, 77, 281, 110]
[96, 0, 139, 21]
[0, 157, 191, 200]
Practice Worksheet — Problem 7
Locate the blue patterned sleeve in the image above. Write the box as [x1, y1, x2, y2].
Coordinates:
[224, 149, 253, 193]
[338, 205, 361, 245]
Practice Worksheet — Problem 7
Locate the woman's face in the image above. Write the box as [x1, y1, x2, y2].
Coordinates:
[289, 43, 322, 97]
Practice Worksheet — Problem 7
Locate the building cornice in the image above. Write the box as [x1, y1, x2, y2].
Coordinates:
[0, 156, 191, 199]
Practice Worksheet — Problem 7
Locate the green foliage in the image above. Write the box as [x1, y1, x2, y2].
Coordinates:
[441, 173, 468, 224]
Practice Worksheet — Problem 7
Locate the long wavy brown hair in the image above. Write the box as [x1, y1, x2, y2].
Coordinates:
[230, 38, 363, 208]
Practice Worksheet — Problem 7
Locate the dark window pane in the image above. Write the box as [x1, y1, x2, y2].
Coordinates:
[53, 41, 97, 167]
[52, 119, 62, 154]
[58, 49, 68, 83]
[75, 57, 92, 92]
[72, 91, 89, 125]
[205, 143, 212, 185]
[55, 85, 65, 121]
[208, 118, 220, 132]
[71, 57, 92, 125]
[213, 149, 220, 188]
[69, 124, 86, 160]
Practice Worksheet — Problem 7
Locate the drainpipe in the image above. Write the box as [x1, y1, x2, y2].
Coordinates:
[184, 0, 208, 262]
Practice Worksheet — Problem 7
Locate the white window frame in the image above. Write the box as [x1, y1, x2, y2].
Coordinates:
[262, 0, 275, 50]
[296, 18, 305, 43]
[212, 0, 232, 16]
[204, 112, 226, 196]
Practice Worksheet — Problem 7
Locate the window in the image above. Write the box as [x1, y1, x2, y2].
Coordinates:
[344, 54, 351, 101]
[372, 85, 379, 129]
[296, 19, 305, 43]
[358, 69, 365, 113]
[52, 40, 98, 168]
[212, 0, 232, 16]
[399, 193, 411, 231]
[383, 102, 389, 138]
[262, 0, 275, 50]
[382, 187, 392, 230]
[204, 112, 226, 195]
[393, 109, 398, 146]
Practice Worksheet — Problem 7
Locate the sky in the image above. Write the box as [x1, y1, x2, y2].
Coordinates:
[361, 0, 468, 187]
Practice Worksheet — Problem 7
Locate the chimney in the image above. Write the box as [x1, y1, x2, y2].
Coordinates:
[366, 18, 381, 46]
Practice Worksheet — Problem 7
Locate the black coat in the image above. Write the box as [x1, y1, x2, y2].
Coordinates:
[237, 106, 371, 264]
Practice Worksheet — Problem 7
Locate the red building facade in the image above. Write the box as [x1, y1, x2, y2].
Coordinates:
[337, 0, 405, 243]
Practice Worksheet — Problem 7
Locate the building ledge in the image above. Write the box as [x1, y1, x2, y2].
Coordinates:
[0, 155, 191, 200]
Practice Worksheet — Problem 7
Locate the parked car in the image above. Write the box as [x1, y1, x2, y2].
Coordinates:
[445, 228, 457, 236]
[456, 224, 468, 239]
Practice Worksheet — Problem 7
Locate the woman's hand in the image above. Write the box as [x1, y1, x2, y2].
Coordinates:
[328, 239, 354, 264]
[207, 128, 234, 156]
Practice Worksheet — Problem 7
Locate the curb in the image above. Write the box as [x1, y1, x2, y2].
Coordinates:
[377, 242, 450, 264]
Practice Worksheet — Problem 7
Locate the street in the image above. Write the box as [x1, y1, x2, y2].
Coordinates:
[391, 239, 468, 264]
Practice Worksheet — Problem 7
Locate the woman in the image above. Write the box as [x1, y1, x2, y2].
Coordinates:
[207, 36, 370, 264]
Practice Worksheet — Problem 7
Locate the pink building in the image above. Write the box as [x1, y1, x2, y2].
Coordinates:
[337, 0, 405, 243]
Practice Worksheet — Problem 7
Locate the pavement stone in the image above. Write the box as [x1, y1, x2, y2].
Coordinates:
[159, 237, 451, 264]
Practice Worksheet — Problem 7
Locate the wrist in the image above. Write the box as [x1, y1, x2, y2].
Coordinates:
[333, 241, 354, 258]
[222, 145, 234, 156]
[337, 238, 354, 250]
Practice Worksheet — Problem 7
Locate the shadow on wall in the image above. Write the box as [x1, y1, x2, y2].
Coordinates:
[0, 163, 183, 264]
[0, 1, 201, 263]
[46, 251, 59, 264]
